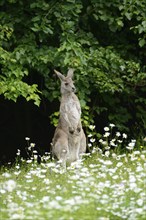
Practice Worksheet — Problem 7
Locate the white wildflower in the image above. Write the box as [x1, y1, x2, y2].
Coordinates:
[123, 133, 127, 139]
[25, 175, 31, 179]
[26, 159, 32, 163]
[135, 208, 144, 214]
[104, 132, 110, 137]
[88, 133, 92, 138]
[105, 151, 110, 157]
[137, 199, 143, 206]
[34, 155, 38, 160]
[4, 180, 16, 192]
[89, 164, 97, 168]
[110, 141, 117, 147]
[0, 189, 6, 194]
[99, 139, 103, 143]
[102, 141, 108, 146]
[41, 196, 50, 203]
[11, 213, 24, 220]
[129, 175, 136, 183]
[16, 149, 21, 156]
[89, 125, 95, 130]
[25, 137, 30, 141]
[116, 162, 123, 167]
[14, 171, 21, 176]
[105, 146, 110, 150]
[15, 165, 20, 169]
[118, 140, 123, 143]
[116, 132, 121, 137]
[88, 143, 92, 147]
[32, 187, 37, 191]
[56, 196, 63, 201]
[112, 175, 119, 180]
[30, 143, 35, 147]
[109, 123, 115, 128]
[49, 200, 61, 209]
[104, 160, 113, 165]
[112, 153, 117, 158]
[104, 127, 110, 131]
[2, 172, 11, 178]
[116, 156, 121, 160]
[126, 142, 135, 150]
[136, 166, 143, 172]
[43, 179, 50, 185]
[126, 146, 133, 150]
[90, 138, 95, 143]
[133, 151, 140, 155]
[140, 154, 145, 160]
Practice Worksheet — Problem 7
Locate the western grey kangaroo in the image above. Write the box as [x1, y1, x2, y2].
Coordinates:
[52, 68, 86, 167]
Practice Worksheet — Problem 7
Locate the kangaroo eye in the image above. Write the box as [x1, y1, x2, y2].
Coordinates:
[65, 82, 68, 86]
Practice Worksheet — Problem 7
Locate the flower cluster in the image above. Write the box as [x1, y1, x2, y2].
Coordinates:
[97, 124, 137, 156]
[0, 148, 145, 220]
[0, 125, 145, 219]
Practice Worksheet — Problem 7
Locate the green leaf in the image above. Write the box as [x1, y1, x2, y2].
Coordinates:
[139, 38, 145, 47]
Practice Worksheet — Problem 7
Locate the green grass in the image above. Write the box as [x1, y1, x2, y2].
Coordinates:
[0, 150, 146, 220]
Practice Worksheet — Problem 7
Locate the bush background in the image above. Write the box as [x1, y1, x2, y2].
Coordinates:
[0, 0, 146, 161]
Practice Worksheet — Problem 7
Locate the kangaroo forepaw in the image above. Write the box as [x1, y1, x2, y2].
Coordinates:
[77, 127, 81, 133]
[69, 127, 75, 134]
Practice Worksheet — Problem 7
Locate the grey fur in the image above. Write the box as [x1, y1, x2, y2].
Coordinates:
[52, 69, 86, 167]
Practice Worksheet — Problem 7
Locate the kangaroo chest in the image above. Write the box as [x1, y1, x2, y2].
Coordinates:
[64, 98, 80, 126]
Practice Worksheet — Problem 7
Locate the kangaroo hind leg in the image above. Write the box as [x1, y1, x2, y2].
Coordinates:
[54, 139, 68, 169]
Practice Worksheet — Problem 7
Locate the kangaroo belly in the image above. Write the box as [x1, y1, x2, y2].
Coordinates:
[65, 101, 80, 127]
[68, 135, 80, 162]
[69, 106, 80, 125]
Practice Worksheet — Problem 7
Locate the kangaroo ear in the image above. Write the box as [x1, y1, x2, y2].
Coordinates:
[67, 68, 74, 78]
[54, 70, 65, 81]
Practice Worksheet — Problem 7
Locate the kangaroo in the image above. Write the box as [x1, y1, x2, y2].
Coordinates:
[52, 68, 86, 167]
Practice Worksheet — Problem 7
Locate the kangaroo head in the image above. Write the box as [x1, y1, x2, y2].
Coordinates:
[54, 69, 76, 95]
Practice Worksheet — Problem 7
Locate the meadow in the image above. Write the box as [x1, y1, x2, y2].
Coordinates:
[0, 126, 146, 220]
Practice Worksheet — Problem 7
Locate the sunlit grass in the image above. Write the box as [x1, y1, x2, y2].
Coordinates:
[0, 149, 146, 220]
